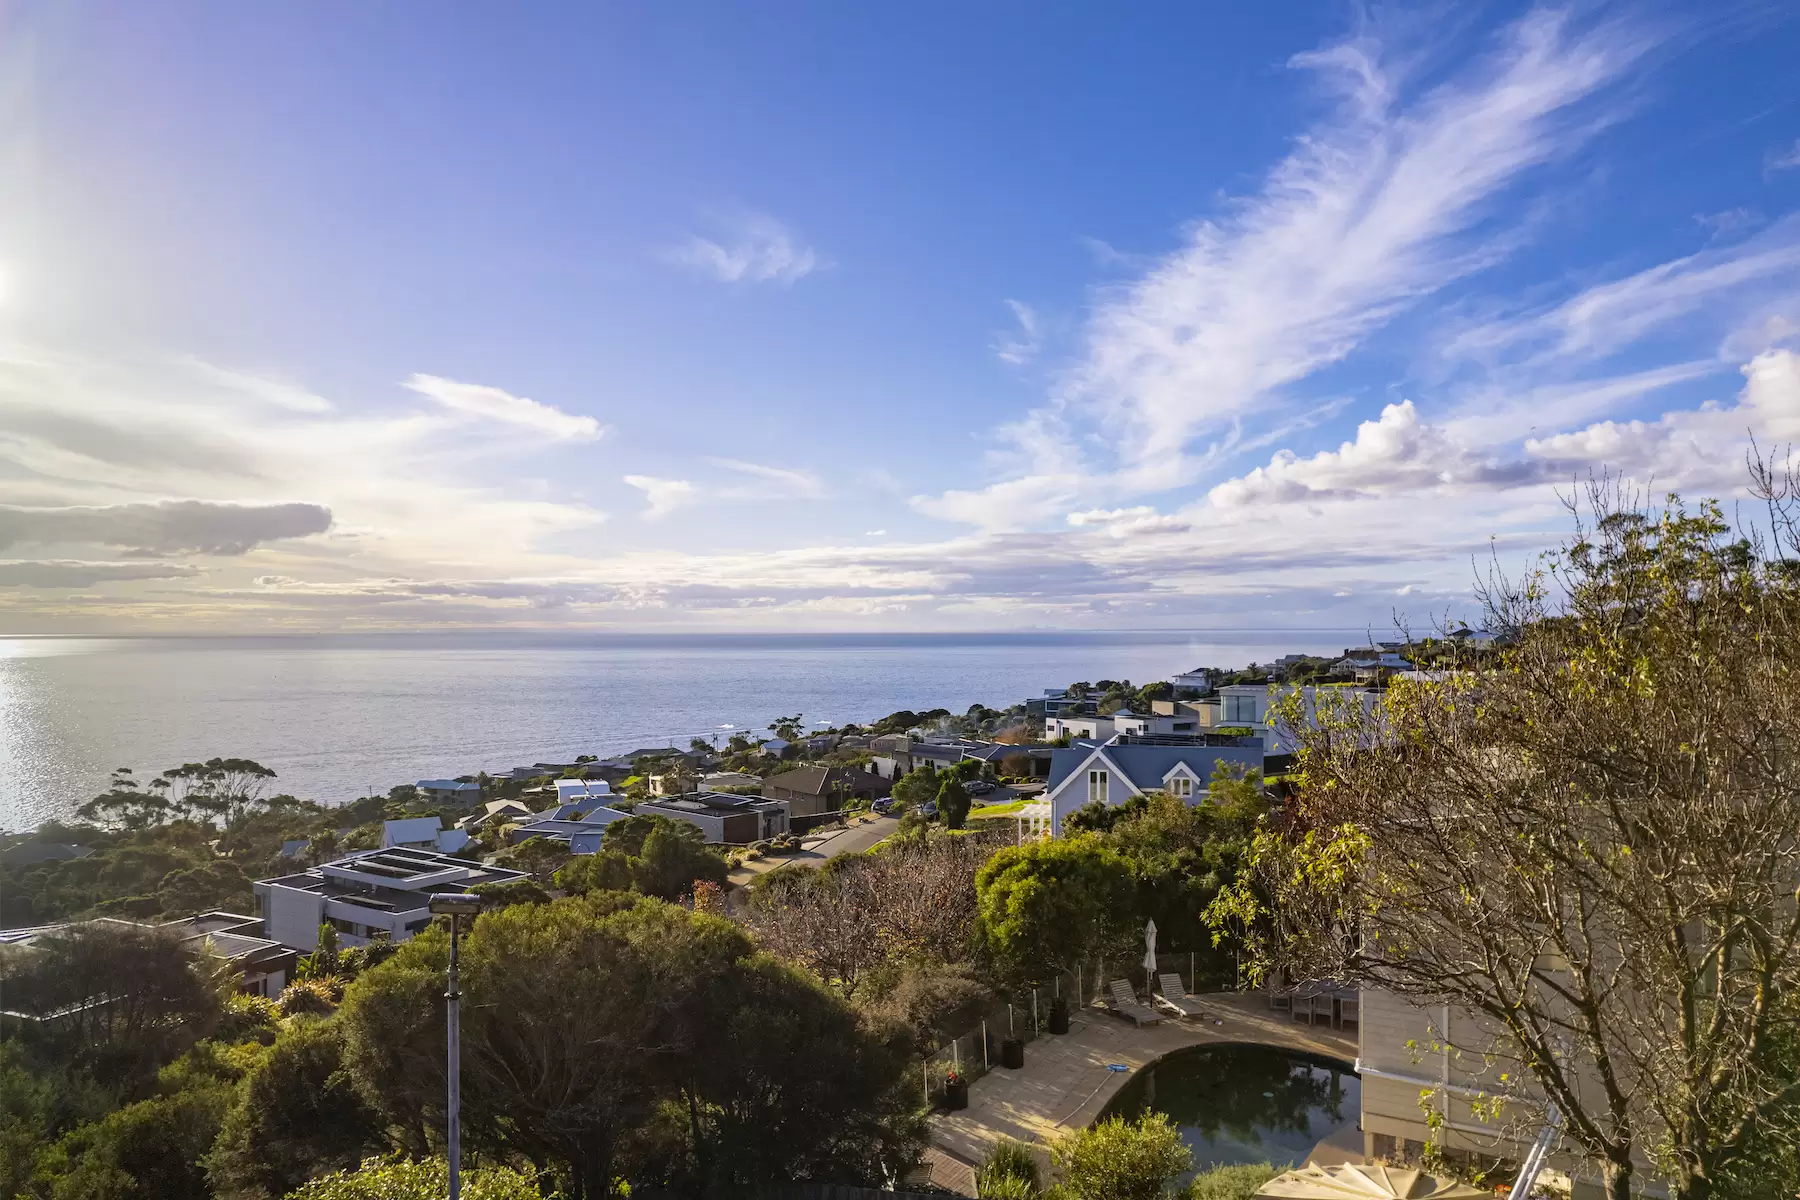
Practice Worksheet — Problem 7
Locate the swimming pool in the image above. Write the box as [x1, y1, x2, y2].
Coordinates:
[1100, 1043, 1360, 1177]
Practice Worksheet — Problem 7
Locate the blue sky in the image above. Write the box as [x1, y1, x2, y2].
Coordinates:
[2, 1, 1799, 631]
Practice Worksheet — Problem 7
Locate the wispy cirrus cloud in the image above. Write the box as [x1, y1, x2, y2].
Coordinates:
[1765, 138, 1800, 173]
[915, 7, 1649, 522]
[668, 213, 823, 285]
[705, 457, 824, 498]
[403, 374, 606, 441]
[993, 300, 1044, 366]
[624, 458, 824, 519]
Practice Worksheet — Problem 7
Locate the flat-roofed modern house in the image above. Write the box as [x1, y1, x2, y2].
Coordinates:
[1040, 734, 1264, 835]
[637, 792, 788, 845]
[416, 778, 482, 805]
[1046, 714, 1115, 741]
[253, 847, 526, 952]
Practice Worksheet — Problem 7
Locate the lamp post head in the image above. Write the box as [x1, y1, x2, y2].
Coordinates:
[428, 892, 483, 917]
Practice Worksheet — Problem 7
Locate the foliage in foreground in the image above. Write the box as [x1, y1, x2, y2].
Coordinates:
[1181, 1162, 1278, 1200]
[287, 1155, 544, 1200]
[1051, 1113, 1190, 1200]
[977, 1138, 1042, 1197]
[334, 892, 920, 1198]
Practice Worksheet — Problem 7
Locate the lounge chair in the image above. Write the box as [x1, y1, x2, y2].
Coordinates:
[1106, 979, 1164, 1026]
[1155, 973, 1205, 1017]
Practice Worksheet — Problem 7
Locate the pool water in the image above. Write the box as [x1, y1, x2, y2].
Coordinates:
[1101, 1044, 1360, 1178]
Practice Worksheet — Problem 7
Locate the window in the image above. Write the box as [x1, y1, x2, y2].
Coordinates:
[1169, 776, 1193, 798]
[1088, 769, 1109, 804]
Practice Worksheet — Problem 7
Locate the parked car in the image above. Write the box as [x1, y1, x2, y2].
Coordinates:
[919, 801, 938, 818]
[967, 780, 996, 796]
[872, 797, 895, 815]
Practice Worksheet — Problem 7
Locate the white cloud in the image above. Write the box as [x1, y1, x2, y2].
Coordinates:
[993, 300, 1043, 366]
[1210, 400, 1553, 508]
[669, 214, 822, 285]
[404, 374, 605, 441]
[1524, 348, 1800, 488]
[1212, 350, 1800, 511]
[1065, 507, 1191, 537]
[1765, 139, 1800, 172]
[624, 475, 697, 519]
[0, 350, 609, 583]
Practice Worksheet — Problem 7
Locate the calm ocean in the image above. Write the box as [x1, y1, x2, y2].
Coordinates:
[0, 630, 1363, 830]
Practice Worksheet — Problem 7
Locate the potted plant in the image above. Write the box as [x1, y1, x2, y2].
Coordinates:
[942, 1068, 969, 1110]
[1047, 996, 1070, 1034]
[1000, 1037, 1026, 1069]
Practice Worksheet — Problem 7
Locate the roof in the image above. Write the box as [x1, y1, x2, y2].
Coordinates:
[1046, 739, 1263, 796]
[554, 778, 613, 802]
[381, 817, 444, 847]
[0, 843, 92, 866]
[417, 778, 480, 792]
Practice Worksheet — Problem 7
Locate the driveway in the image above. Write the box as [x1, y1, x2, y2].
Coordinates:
[726, 813, 897, 885]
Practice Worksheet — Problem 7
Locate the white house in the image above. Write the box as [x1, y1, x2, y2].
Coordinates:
[1040, 736, 1265, 836]
[1214, 683, 1383, 753]
[553, 778, 614, 805]
[253, 847, 527, 952]
[1046, 714, 1114, 741]
[1169, 668, 1216, 695]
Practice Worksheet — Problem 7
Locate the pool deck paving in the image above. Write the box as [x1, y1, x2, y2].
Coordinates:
[922, 991, 1357, 1195]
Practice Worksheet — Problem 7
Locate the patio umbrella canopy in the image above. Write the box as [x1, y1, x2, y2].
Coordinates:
[1255, 1163, 1489, 1199]
[1142, 918, 1157, 979]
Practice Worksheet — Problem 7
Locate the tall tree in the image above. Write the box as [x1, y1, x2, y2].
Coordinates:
[207, 1017, 386, 1199]
[974, 837, 1137, 987]
[1213, 487, 1800, 1200]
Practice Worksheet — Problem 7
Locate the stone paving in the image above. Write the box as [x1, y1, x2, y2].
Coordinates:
[924, 991, 1358, 1195]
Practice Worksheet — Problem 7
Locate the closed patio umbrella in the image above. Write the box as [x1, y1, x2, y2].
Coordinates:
[1255, 1163, 1487, 1199]
[1142, 918, 1157, 991]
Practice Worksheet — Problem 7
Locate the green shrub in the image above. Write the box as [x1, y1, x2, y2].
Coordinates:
[1183, 1161, 1278, 1200]
[277, 978, 342, 1017]
[287, 1155, 544, 1199]
[977, 1138, 1041, 1197]
[980, 1175, 1039, 1200]
[1051, 1113, 1190, 1200]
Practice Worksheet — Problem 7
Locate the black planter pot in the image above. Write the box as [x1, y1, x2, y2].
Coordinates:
[1001, 1037, 1026, 1069]
[1047, 998, 1071, 1035]
[943, 1079, 969, 1110]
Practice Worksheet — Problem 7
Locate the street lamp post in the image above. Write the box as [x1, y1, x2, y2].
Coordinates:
[429, 892, 483, 1200]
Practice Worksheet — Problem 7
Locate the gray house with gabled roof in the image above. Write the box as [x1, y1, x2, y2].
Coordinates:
[1041, 734, 1263, 836]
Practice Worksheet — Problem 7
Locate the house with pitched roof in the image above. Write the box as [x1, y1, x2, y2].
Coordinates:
[1040, 734, 1264, 835]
